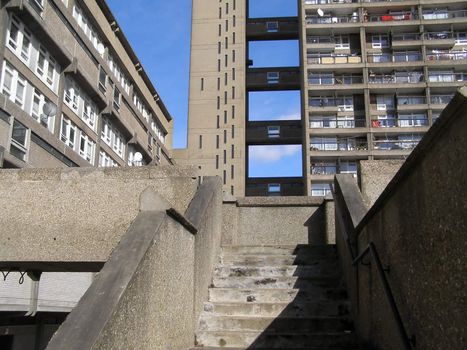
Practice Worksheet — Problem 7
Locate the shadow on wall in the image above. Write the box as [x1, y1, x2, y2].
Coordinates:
[304, 206, 326, 245]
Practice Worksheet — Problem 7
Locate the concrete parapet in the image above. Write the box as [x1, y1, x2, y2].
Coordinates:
[0, 166, 198, 263]
[334, 87, 467, 350]
[223, 196, 328, 246]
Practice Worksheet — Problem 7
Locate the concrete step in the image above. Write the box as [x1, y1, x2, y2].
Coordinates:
[202, 301, 350, 318]
[191, 348, 360, 350]
[214, 263, 340, 278]
[212, 276, 340, 289]
[198, 315, 353, 333]
[221, 245, 337, 257]
[220, 254, 336, 267]
[195, 330, 359, 348]
[209, 288, 347, 304]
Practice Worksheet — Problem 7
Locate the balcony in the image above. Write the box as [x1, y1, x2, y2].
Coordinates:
[423, 32, 456, 48]
[306, 14, 360, 25]
[367, 52, 422, 66]
[369, 73, 424, 85]
[392, 33, 422, 49]
[371, 116, 428, 128]
[310, 138, 368, 152]
[426, 50, 467, 63]
[309, 117, 366, 129]
[430, 94, 454, 109]
[308, 74, 364, 88]
[307, 54, 362, 66]
[309, 97, 355, 113]
[247, 17, 299, 41]
[311, 162, 358, 179]
[397, 96, 427, 111]
[422, 10, 467, 23]
[365, 11, 419, 24]
[427, 72, 467, 85]
[305, 0, 359, 4]
[373, 137, 421, 152]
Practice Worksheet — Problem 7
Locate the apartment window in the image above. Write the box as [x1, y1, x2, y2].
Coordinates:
[231, 165, 234, 179]
[266, 21, 279, 32]
[108, 55, 131, 95]
[311, 183, 332, 197]
[99, 66, 107, 92]
[219, 7, 222, 19]
[199, 135, 203, 149]
[73, 4, 105, 56]
[201, 78, 204, 91]
[218, 42, 221, 54]
[216, 135, 220, 148]
[232, 105, 235, 119]
[267, 72, 280, 84]
[224, 110, 227, 124]
[9, 119, 29, 161]
[30, 0, 45, 15]
[231, 125, 235, 138]
[233, 0, 236, 10]
[1, 62, 26, 107]
[113, 88, 121, 111]
[218, 24, 222, 36]
[128, 146, 146, 166]
[225, 54, 228, 67]
[224, 130, 227, 143]
[216, 115, 220, 128]
[64, 76, 97, 131]
[231, 144, 234, 158]
[267, 126, 280, 138]
[232, 50, 236, 62]
[224, 91, 227, 104]
[101, 118, 125, 159]
[232, 68, 236, 81]
[225, 3, 229, 14]
[217, 96, 220, 110]
[60, 116, 77, 149]
[30, 89, 55, 131]
[233, 32, 236, 44]
[232, 86, 235, 99]
[223, 170, 226, 185]
[225, 36, 228, 50]
[233, 15, 236, 27]
[268, 184, 281, 196]
[79, 132, 95, 164]
[372, 35, 390, 48]
[216, 155, 219, 169]
[223, 149, 226, 164]
[217, 77, 221, 91]
[217, 59, 221, 72]
[231, 186, 234, 195]
[225, 73, 228, 85]
[133, 92, 153, 123]
[225, 20, 229, 32]
[99, 151, 118, 167]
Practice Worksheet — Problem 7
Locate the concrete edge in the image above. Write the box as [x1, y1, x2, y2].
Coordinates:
[355, 86, 467, 233]
[185, 177, 222, 229]
[45, 211, 166, 350]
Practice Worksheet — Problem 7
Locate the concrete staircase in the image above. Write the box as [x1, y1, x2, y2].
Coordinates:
[191, 245, 360, 349]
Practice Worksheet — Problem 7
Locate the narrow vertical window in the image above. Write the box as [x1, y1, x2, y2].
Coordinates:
[225, 72, 228, 85]
[231, 165, 234, 179]
[223, 149, 226, 164]
[231, 186, 234, 195]
[233, 0, 236, 10]
[225, 20, 228, 32]
[232, 68, 236, 81]
[217, 96, 220, 110]
[225, 36, 228, 49]
[218, 24, 221, 36]
[216, 115, 220, 128]
[217, 59, 221, 72]
[219, 7, 222, 19]
[233, 15, 236, 27]
[232, 105, 235, 119]
[217, 77, 221, 91]
[199, 135, 203, 149]
[225, 3, 229, 14]
[216, 155, 219, 169]
[231, 144, 235, 158]
[216, 135, 220, 149]
[200, 78, 204, 91]
[223, 170, 226, 185]
[224, 130, 227, 143]
[232, 50, 236, 63]
[231, 125, 235, 138]
[225, 54, 228, 67]
[232, 86, 235, 99]
[224, 91, 227, 104]
[218, 42, 221, 54]
[233, 32, 236, 44]
[224, 110, 227, 124]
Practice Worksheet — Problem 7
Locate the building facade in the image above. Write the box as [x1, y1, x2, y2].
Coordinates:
[0, 0, 173, 170]
[185, 0, 467, 197]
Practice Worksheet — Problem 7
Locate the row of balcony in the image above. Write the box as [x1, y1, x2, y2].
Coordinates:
[307, 72, 467, 85]
[309, 94, 453, 109]
[310, 136, 422, 152]
[306, 50, 467, 65]
[309, 116, 430, 129]
[305, 10, 467, 25]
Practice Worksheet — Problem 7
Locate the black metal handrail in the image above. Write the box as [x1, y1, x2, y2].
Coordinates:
[334, 176, 414, 350]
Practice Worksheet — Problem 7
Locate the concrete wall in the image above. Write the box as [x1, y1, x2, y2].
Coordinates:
[222, 197, 328, 246]
[0, 166, 198, 263]
[335, 88, 467, 350]
[359, 160, 404, 207]
[46, 175, 223, 350]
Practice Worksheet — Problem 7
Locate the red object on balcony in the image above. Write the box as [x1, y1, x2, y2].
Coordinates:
[382, 15, 393, 21]
[372, 120, 381, 128]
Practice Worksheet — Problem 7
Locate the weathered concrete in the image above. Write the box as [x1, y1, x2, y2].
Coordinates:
[0, 166, 198, 263]
[45, 173, 223, 350]
[359, 160, 404, 207]
[223, 197, 326, 246]
[334, 87, 467, 350]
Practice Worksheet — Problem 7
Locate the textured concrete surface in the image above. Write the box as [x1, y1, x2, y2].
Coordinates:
[193, 245, 358, 349]
[0, 166, 197, 262]
[359, 160, 404, 207]
[335, 88, 467, 350]
[237, 196, 323, 207]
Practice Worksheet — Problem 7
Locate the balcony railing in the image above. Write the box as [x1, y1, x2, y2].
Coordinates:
[392, 33, 421, 41]
[426, 51, 467, 61]
[373, 139, 420, 150]
[305, 0, 358, 4]
[397, 96, 426, 105]
[306, 15, 360, 24]
[309, 75, 364, 85]
[369, 73, 424, 84]
[310, 140, 368, 151]
[308, 54, 362, 64]
[428, 72, 467, 83]
[367, 52, 422, 63]
[422, 10, 467, 20]
[430, 95, 453, 105]
[309, 98, 355, 110]
[371, 117, 428, 128]
[307, 36, 335, 44]
[311, 165, 337, 175]
[367, 12, 418, 22]
[309, 118, 366, 128]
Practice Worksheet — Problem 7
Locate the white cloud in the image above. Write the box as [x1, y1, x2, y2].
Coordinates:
[249, 145, 301, 163]
[275, 113, 301, 121]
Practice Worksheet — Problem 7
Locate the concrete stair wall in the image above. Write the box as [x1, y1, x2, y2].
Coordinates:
[190, 245, 360, 349]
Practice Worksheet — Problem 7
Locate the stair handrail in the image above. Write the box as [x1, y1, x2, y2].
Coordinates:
[333, 174, 414, 350]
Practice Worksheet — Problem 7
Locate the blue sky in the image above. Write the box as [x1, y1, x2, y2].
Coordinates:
[107, 0, 301, 177]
